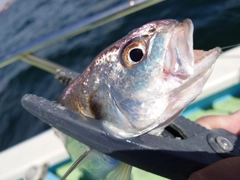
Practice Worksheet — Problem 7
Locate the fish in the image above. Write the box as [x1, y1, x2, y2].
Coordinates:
[56, 19, 221, 179]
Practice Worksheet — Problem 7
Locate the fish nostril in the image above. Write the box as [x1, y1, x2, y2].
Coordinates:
[148, 26, 156, 33]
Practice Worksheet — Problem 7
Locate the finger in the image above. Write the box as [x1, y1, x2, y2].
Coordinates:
[189, 157, 240, 180]
[196, 110, 240, 135]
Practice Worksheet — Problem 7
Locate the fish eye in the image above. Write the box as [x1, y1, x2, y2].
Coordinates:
[129, 48, 144, 62]
[121, 41, 146, 68]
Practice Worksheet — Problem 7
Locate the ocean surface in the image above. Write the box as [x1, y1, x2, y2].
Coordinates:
[0, 0, 240, 151]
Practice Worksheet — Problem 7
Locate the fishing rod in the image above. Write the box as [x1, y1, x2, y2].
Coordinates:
[220, 43, 240, 50]
[0, 0, 164, 69]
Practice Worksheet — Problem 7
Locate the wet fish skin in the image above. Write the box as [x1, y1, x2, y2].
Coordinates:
[58, 19, 221, 139]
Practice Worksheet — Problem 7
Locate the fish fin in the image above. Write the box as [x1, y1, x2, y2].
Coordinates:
[61, 148, 93, 180]
[105, 163, 132, 180]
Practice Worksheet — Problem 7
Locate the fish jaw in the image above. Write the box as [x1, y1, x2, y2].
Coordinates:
[163, 19, 221, 90]
[101, 19, 221, 138]
[152, 19, 221, 133]
[163, 19, 221, 98]
[162, 47, 221, 127]
[164, 19, 194, 79]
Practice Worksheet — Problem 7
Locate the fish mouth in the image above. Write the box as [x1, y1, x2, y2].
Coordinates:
[164, 19, 221, 82]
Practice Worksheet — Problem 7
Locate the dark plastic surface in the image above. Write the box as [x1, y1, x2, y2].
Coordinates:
[21, 94, 240, 179]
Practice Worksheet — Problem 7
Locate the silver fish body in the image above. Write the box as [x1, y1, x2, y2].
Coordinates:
[57, 19, 221, 179]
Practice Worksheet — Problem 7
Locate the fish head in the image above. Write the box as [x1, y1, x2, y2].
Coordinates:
[98, 19, 221, 138]
[58, 19, 221, 139]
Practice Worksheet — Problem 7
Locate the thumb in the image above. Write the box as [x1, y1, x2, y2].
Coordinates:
[196, 110, 240, 135]
[189, 157, 240, 180]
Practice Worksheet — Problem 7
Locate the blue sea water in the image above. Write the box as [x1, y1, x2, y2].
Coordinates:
[0, 0, 240, 151]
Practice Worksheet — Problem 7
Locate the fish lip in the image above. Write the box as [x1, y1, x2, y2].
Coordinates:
[164, 19, 194, 79]
[192, 47, 221, 75]
[164, 19, 221, 81]
[170, 47, 221, 95]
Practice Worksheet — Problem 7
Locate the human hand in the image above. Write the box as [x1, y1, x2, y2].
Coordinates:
[188, 110, 240, 180]
[195, 110, 240, 135]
